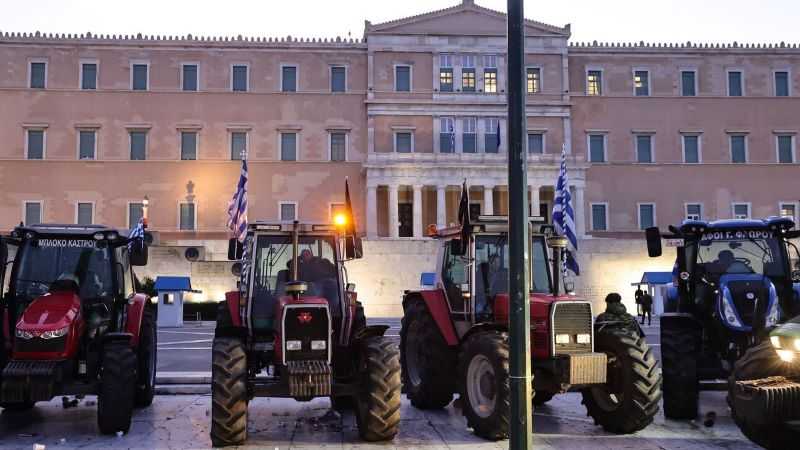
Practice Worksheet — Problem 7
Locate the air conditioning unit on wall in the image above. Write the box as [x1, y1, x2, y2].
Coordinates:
[184, 246, 206, 262]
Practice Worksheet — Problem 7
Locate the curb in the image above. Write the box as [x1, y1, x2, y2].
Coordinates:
[155, 384, 210, 395]
[156, 371, 211, 385]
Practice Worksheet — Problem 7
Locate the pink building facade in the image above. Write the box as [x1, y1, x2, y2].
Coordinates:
[1, 0, 798, 306]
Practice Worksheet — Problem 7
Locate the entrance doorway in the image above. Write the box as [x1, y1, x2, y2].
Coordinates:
[399, 203, 413, 237]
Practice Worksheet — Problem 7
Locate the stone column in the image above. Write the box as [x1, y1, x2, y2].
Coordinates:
[436, 185, 447, 227]
[574, 185, 586, 237]
[412, 184, 423, 238]
[484, 185, 494, 215]
[366, 185, 377, 238]
[388, 184, 399, 239]
[530, 185, 540, 217]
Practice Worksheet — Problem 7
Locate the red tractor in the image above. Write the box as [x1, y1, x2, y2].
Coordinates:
[401, 216, 662, 440]
[0, 224, 157, 434]
[211, 219, 400, 447]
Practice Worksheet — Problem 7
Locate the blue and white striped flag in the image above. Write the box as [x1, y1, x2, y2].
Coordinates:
[128, 218, 145, 251]
[227, 158, 248, 243]
[553, 146, 580, 276]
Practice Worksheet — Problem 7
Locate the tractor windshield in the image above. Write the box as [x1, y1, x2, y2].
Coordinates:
[692, 232, 788, 280]
[473, 234, 552, 301]
[13, 238, 113, 302]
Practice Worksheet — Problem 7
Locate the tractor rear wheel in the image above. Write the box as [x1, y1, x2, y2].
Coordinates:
[661, 319, 699, 419]
[216, 301, 233, 329]
[581, 330, 662, 433]
[355, 336, 401, 441]
[400, 298, 456, 409]
[210, 337, 248, 447]
[135, 307, 157, 407]
[97, 341, 137, 434]
[458, 331, 510, 441]
[729, 341, 799, 450]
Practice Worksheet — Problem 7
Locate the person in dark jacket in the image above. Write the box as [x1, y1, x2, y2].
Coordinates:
[640, 290, 653, 325]
[596, 292, 639, 333]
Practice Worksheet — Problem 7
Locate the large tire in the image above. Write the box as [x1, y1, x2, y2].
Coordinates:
[210, 337, 248, 447]
[582, 330, 662, 433]
[729, 341, 799, 450]
[97, 341, 137, 434]
[216, 301, 233, 329]
[458, 331, 510, 441]
[400, 298, 457, 409]
[661, 320, 699, 419]
[355, 336, 401, 441]
[135, 307, 157, 407]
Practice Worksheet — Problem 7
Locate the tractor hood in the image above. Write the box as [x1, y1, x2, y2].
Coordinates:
[12, 290, 83, 360]
[16, 290, 81, 334]
[717, 274, 780, 332]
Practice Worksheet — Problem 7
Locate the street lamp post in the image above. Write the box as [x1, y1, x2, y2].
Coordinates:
[142, 195, 150, 227]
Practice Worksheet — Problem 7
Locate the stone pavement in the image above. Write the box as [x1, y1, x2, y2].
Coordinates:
[0, 391, 757, 449]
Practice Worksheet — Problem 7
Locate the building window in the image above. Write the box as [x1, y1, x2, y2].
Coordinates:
[279, 202, 297, 222]
[29, 61, 46, 89]
[179, 203, 196, 230]
[128, 202, 144, 229]
[77, 202, 93, 225]
[182, 64, 198, 91]
[681, 70, 696, 96]
[280, 132, 297, 161]
[591, 204, 608, 231]
[777, 135, 794, 163]
[79, 130, 96, 160]
[686, 203, 702, 221]
[395, 132, 413, 153]
[634, 70, 649, 96]
[730, 135, 747, 163]
[462, 68, 476, 92]
[638, 204, 655, 230]
[780, 203, 797, 221]
[24, 201, 42, 226]
[281, 65, 297, 92]
[587, 70, 602, 95]
[484, 119, 499, 153]
[395, 65, 411, 92]
[682, 135, 700, 163]
[483, 69, 497, 93]
[732, 203, 750, 219]
[330, 66, 346, 92]
[130, 131, 147, 160]
[588, 134, 606, 163]
[775, 71, 790, 96]
[527, 133, 544, 154]
[636, 135, 653, 163]
[440, 118, 455, 153]
[26, 129, 45, 159]
[230, 132, 247, 160]
[181, 131, 197, 160]
[439, 68, 453, 92]
[526, 68, 541, 94]
[232, 65, 248, 92]
[728, 71, 743, 97]
[463, 118, 476, 153]
[132, 63, 148, 90]
[330, 132, 346, 161]
[81, 63, 97, 90]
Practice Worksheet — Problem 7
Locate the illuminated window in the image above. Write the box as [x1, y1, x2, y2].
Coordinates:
[526, 68, 540, 94]
[440, 68, 453, 92]
[634, 70, 649, 96]
[483, 69, 497, 93]
[587, 70, 602, 95]
[780, 203, 797, 221]
[462, 69, 475, 92]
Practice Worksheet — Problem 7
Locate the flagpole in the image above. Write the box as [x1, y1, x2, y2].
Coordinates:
[507, 0, 533, 448]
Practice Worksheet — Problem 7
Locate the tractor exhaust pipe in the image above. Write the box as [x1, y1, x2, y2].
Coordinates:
[547, 235, 568, 297]
[291, 220, 299, 282]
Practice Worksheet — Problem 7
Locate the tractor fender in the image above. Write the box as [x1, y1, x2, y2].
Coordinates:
[225, 291, 243, 327]
[102, 332, 133, 345]
[404, 290, 459, 346]
[660, 312, 701, 331]
[460, 323, 507, 345]
[125, 293, 148, 347]
[352, 325, 389, 343]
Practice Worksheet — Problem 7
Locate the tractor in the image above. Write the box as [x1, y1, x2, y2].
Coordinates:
[400, 215, 662, 440]
[645, 217, 800, 420]
[728, 315, 800, 449]
[0, 224, 156, 434]
[210, 219, 400, 447]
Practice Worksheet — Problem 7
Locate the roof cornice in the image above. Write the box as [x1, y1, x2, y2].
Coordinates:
[569, 40, 800, 53]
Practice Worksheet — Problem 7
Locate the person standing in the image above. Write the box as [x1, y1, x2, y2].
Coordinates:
[640, 290, 653, 326]
[634, 287, 644, 320]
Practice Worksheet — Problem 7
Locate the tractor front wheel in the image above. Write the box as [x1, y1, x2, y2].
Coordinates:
[661, 319, 699, 419]
[210, 337, 248, 447]
[97, 341, 137, 434]
[400, 298, 456, 409]
[355, 336, 401, 441]
[458, 331, 510, 441]
[581, 330, 662, 433]
[135, 307, 157, 407]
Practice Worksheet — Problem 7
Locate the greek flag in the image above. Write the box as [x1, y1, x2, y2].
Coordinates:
[128, 219, 145, 251]
[227, 158, 248, 243]
[553, 146, 580, 275]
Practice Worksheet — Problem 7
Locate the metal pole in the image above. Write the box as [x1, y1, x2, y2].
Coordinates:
[507, 0, 533, 448]
[291, 220, 299, 282]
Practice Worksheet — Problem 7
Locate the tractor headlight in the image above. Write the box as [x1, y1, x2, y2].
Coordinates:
[722, 291, 742, 328]
[794, 339, 800, 352]
[777, 349, 796, 363]
[15, 329, 34, 340]
[771, 335, 782, 349]
[41, 326, 69, 340]
[311, 340, 327, 351]
[286, 340, 302, 351]
[555, 334, 570, 345]
[576, 334, 591, 345]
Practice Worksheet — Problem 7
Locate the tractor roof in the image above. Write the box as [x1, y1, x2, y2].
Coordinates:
[430, 215, 548, 238]
[12, 223, 121, 237]
[680, 216, 795, 234]
[247, 221, 340, 234]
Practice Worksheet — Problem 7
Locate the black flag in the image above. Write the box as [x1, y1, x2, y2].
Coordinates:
[457, 181, 470, 252]
[344, 178, 357, 237]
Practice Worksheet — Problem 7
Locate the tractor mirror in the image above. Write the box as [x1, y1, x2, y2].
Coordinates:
[228, 238, 243, 260]
[450, 239, 466, 256]
[785, 230, 800, 239]
[130, 242, 149, 266]
[645, 227, 662, 257]
[345, 236, 363, 260]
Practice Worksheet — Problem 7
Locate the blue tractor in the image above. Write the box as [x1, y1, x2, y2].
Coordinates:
[645, 217, 800, 419]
